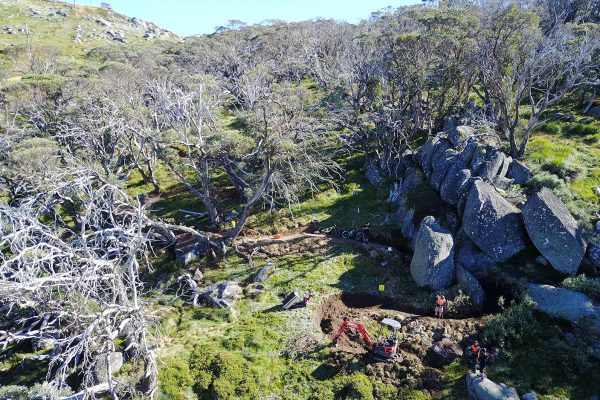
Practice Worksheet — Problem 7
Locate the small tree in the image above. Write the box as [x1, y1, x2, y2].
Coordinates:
[477, 5, 600, 158]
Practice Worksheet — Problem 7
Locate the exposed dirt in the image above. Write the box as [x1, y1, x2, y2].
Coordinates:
[315, 293, 486, 390]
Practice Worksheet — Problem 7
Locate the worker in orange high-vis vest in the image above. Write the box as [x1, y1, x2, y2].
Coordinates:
[469, 341, 481, 373]
[434, 294, 447, 319]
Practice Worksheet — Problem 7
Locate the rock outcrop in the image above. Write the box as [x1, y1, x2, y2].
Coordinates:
[527, 284, 600, 330]
[466, 373, 520, 400]
[410, 217, 455, 289]
[462, 180, 527, 262]
[522, 189, 587, 275]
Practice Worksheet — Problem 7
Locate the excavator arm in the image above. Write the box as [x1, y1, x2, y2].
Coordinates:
[332, 320, 373, 348]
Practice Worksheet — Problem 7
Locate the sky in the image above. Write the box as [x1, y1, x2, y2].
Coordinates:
[90, 0, 418, 37]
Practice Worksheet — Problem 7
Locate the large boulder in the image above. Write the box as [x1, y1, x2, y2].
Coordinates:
[426, 139, 452, 180]
[457, 140, 479, 166]
[419, 137, 440, 177]
[470, 145, 488, 174]
[522, 189, 587, 275]
[475, 148, 506, 180]
[466, 373, 520, 400]
[456, 264, 485, 308]
[507, 159, 532, 185]
[440, 162, 472, 206]
[365, 162, 384, 187]
[462, 180, 528, 262]
[587, 244, 600, 270]
[456, 235, 497, 278]
[431, 149, 458, 190]
[410, 216, 455, 290]
[527, 284, 600, 331]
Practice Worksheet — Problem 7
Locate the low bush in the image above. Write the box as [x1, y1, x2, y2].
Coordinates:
[537, 122, 561, 134]
[336, 373, 374, 400]
[562, 275, 600, 299]
[527, 171, 573, 201]
[157, 355, 194, 400]
[541, 157, 584, 180]
[481, 299, 542, 349]
[583, 133, 600, 144]
[0, 385, 29, 400]
[563, 122, 600, 136]
[190, 344, 258, 399]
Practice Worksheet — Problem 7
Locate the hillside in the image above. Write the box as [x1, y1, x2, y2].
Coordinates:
[0, 0, 178, 79]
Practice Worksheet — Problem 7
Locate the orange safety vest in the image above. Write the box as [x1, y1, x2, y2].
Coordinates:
[471, 345, 480, 356]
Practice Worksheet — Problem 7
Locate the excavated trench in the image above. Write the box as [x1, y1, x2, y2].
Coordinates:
[316, 293, 483, 355]
[314, 293, 489, 390]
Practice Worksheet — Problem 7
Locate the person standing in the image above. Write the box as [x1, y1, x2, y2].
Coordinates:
[434, 294, 447, 319]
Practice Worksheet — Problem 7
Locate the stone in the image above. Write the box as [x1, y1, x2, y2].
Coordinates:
[418, 137, 440, 177]
[254, 262, 276, 283]
[490, 176, 514, 190]
[431, 148, 458, 190]
[440, 162, 472, 205]
[410, 216, 455, 290]
[586, 106, 600, 118]
[463, 180, 528, 262]
[470, 145, 487, 174]
[456, 264, 485, 308]
[365, 162, 384, 187]
[476, 148, 506, 179]
[456, 235, 496, 278]
[497, 155, 512, 180]
[507, 160, 533, 185]
[449, 125, 475, 148]
[200, 281, 243, 308]
[521, 393, 538, 400]
[587, 244, 600, 269]
[456, 140, 477, 165]
[428, 337, 463, 367]
[466, 372, 520, 400]
[91, 352, 124, 385]
[443, 115, 458, 133]
[175, 233, 207, 266]
[427, 139, 452, 180]
[522, 189, 587, 275]
[527, 284, 600, 331]
[193, 268, 204, 284]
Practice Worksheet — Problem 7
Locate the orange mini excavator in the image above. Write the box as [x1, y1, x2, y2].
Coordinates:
[332, 317, 401, 360]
